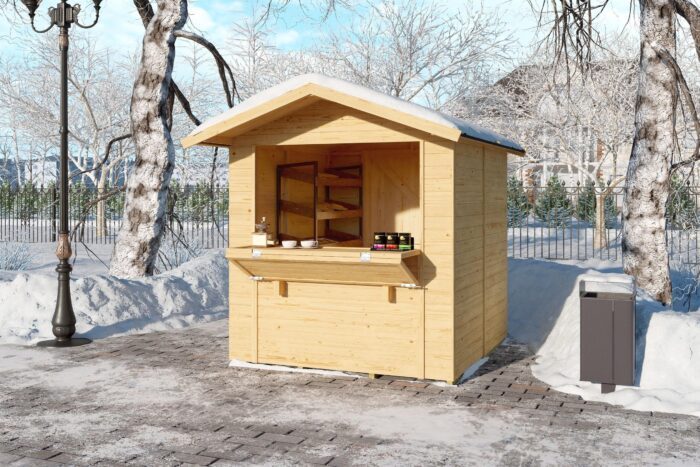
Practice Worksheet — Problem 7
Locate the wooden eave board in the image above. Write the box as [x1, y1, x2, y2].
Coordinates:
[226, 247, 421, 286]
[181, 83, 463, 148]
[181, 89, 321, 148]
[457, 135, 526, 156]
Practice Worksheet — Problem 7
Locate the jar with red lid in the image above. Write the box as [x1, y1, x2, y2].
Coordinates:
[386, 232, 399, 251]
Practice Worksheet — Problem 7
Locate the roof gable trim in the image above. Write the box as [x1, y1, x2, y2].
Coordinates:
[181, 84, 461, 148]
[182, 74, 524, 154]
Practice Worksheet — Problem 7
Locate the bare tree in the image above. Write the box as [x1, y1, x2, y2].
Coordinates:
[228, 12, 276, 99]
[221, 0, 513, 108]
[465, 45, 638, 248]
[0, 0, 347, 277]
[0, 33, 135, 235]
[175, 42, 227, 182]
[316, 0, 514, 109]
[225, 8, 319, 99]
[109, 0, 191, 277]
[531, 0, 700, 303]
[112, 0, 351, 277]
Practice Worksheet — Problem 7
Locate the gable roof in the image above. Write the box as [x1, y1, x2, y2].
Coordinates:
[182, 73, 525, 154]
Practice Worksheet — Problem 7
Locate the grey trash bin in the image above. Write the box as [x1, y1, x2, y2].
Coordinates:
[579, 274, 636, 394]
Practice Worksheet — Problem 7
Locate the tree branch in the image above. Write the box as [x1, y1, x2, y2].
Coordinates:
[174, 29, 238, 108]
[131, 0, 235, 129]
[675, 0, 700, 64]
[528, 0, 612, 85]
[70, 184, 126, 239]
[603, 175, 626, 196]
[170, 81, 201, 126]
[70, 133, 132, 178]
[650, 45, 700, 171]
[132, 0, 155, 27]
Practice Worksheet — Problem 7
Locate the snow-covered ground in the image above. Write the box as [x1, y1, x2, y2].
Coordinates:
[0, 243, 228, 344]
[2, 242, 700, 417]
[510, 257, 700, 417]
[508, 224, 700, 263]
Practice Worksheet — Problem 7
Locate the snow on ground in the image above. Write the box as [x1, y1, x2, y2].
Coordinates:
[3, 242, 700, 417]
[509, 257, 700, 417]
[0, 243, 228, 345]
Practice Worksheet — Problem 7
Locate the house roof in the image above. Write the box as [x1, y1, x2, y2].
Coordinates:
[182, 73, 525, 154]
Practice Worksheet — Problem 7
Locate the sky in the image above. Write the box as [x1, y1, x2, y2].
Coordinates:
[0, 0, 640, 60]
[0, 0, 643, 166]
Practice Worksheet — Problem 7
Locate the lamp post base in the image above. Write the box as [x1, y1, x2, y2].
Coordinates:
[37, 337, 92, 348]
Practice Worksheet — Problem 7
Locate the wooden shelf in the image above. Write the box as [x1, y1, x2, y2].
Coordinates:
[226, 247, 421, 287]
[317, 210, 363, 220]
[317, 177, 362, 187]
[280, 168, 362, 187]
[280, 200, 363, 221]
[280, 200, 315, 218]
[317, 204, 363, 220]
[278, 162, 363, 244]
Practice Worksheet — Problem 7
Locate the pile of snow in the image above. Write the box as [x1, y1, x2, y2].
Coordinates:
[0, 250, 228, 345]
[509, 258, 700, 417]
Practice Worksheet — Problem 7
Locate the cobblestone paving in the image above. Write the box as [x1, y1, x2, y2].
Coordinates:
[1, 320, 699, 466]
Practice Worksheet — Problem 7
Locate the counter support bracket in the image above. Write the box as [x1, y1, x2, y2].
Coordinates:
[276, 280, 288, 297]
[386, 286, 396, 303]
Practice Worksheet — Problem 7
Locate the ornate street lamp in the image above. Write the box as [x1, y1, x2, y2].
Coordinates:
[19, 0, 102, 347]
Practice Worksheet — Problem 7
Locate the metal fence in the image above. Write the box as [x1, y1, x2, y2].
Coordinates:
[0, 184, 229, 248]
[508, 182, 700, 263]
[5, 180, 700, 262]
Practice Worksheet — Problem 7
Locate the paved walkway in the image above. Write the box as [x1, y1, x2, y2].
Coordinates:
[1, 320, 699, 466]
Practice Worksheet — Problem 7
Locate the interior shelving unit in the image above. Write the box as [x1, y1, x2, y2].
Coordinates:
[276, 161, 363, 246]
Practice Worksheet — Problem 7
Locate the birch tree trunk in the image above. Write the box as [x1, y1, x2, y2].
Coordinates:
[110, 0, 187, 278]
[622, 0, 677, 303]
[96, 172, 107, 238]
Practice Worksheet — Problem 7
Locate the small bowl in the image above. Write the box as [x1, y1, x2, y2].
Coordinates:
[281, 240, 298, 248]
[301, 239, 318, 248]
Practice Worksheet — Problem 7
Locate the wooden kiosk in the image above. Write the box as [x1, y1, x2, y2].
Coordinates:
[182, 74, 524, 383]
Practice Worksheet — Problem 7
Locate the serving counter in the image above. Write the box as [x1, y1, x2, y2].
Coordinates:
[226, 246, 421, 288]
[226, 246, 426, 377]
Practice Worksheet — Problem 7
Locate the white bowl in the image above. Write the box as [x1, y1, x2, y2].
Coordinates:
[281, 240, 298, 248]
[301, 240, 318, 248]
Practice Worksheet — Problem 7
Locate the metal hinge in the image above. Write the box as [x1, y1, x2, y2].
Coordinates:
[250, 276, 264, 281]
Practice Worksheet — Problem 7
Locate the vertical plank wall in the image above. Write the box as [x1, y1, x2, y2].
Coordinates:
[483, 147, 509, 352]
[453, 141, 485, 377]
[362, 144, 422, 249]
[453, 141, 509, 378]
[423, 137, 456, 381]
[228, 145, 257, 361]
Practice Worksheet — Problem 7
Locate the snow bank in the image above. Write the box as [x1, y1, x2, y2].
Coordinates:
[509, 258, 700, 417]
[0, 250, 228, 345]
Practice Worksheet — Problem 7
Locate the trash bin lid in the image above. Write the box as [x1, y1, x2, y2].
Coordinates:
[579, 273, 635, 296]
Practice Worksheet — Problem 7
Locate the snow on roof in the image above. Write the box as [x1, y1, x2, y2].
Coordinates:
[191, 73, 525, 154]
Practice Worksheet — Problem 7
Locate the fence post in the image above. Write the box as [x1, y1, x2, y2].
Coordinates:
[51, 184, 57, 243]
